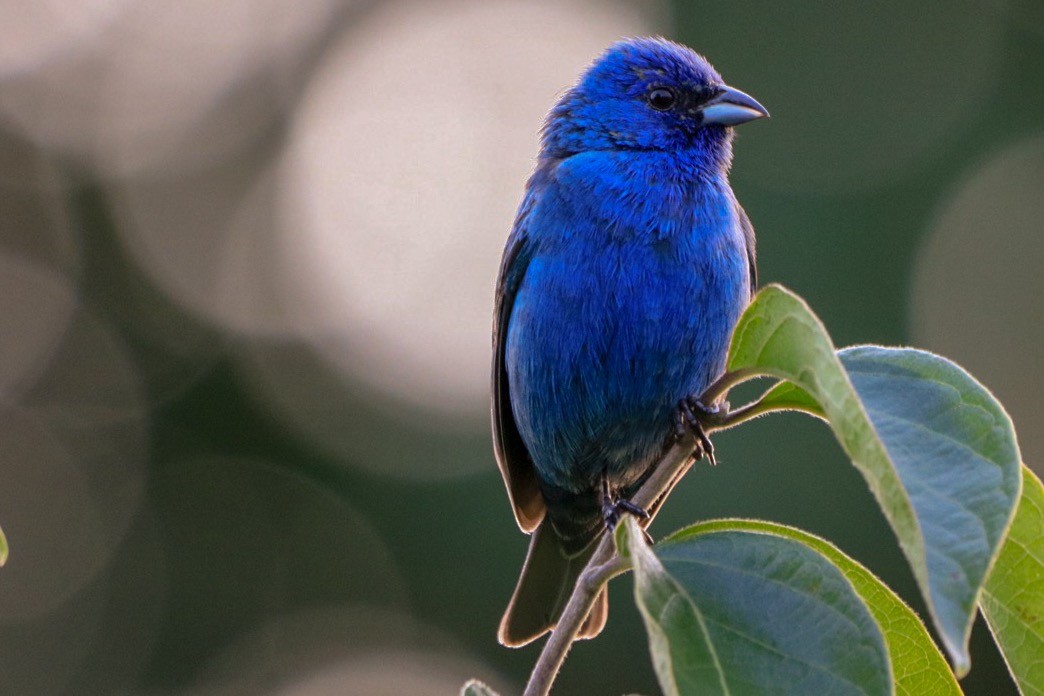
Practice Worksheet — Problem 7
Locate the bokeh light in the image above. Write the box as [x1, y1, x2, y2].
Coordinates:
[910, 133, 1044, 475]
[234, 0, 658, 481]
[0, 0, 349, 177]
[110, 143, 292, 337]
[278, 0, 657, 418]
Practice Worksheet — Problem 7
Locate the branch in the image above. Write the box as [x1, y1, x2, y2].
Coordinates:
[521, 369, 793, 695]
[522, 437, 698, 696]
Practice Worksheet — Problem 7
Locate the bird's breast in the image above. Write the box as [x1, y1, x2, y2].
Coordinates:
[506, 173, 749, 494]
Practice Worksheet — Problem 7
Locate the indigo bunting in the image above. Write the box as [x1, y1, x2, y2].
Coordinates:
[492, 37, 767, 646]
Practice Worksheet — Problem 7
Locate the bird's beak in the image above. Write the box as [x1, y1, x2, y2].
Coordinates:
[700, 85, 769, 127]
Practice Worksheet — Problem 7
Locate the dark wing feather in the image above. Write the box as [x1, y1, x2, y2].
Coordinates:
[736, 202, 758, 298]
[492, 191, 545, 532]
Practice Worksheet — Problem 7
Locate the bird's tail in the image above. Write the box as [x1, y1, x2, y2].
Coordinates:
[497, 519, 607, 647]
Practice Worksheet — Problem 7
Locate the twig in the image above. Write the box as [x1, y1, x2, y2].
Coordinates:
[521, 438, 698, 696]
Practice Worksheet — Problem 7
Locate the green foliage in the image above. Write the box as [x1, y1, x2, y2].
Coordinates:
[661, 519, 960, 695]
[981, 465, 1044, 695]
[726, 286, 1021, 672]
[618, 516, 891, 696]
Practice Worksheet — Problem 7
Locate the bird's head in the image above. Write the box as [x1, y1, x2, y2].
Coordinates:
[541, 37, 767, 171]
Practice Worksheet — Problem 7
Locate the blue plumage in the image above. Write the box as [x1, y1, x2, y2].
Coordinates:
[493, 37, 767, 646]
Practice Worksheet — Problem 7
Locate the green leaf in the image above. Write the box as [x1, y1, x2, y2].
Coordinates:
[728, 285, 1022, 673]
[619, 516, 892, 696]
[981, 464, 1044, 695]
[661, 519, 961, 696]
[0, 524, 6, 567]
[461, 679, 500, 696]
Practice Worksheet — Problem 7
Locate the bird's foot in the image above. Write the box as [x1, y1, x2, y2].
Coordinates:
[674, 397, 729, 466]
[600, 475, 650, 531]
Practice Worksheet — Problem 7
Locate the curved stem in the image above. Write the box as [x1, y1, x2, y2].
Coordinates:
[699, 367, 760, 405]
[522, 440, 696, 696]
[704, 396, 780, 432]
[706, 393, 827, 434]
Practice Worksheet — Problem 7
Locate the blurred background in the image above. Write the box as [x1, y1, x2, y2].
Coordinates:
[0, 0, 1040, 694]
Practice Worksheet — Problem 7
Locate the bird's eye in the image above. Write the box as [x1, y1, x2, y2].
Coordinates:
[647, 87, 677, 111]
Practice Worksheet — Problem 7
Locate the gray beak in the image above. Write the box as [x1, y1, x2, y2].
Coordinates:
[700, 85, 769, 127]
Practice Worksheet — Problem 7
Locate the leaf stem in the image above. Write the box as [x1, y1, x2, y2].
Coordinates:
[699, 367, 760, 405]
[705, 395, 785, 432]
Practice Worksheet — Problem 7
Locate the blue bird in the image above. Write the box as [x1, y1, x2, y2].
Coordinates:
[492, 37, 767, 646]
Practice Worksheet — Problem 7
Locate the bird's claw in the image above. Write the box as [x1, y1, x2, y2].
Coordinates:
[674, 397, 729, 466]
[686, 396, 730, 425]
[601, 476, 650, 531]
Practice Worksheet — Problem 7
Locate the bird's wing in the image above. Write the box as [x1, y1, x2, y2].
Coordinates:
[736, 202, 758, 298]
[492, 190, 545, 533]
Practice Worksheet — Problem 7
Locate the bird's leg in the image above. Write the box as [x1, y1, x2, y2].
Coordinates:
[674, 397, 730, 467]
[600, 472, 650, 531]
